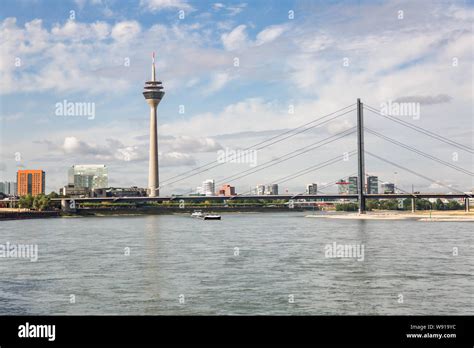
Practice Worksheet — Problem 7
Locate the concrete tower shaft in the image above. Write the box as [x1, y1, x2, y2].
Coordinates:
[143, 52, 165, 197]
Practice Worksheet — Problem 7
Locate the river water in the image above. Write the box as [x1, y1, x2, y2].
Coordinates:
[0, 212, 472, 315]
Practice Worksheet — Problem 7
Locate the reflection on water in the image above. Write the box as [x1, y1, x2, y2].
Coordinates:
[0, 213, 472, 315]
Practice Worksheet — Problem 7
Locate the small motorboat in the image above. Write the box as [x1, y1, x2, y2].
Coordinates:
[191, 210, 221, 220]
[202, 214, 221, 220]
[191, 210, 203, 218]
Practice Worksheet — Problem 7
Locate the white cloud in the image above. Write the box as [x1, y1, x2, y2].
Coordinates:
[327, 119, 353, 135]
[163, 135, 223, 153]
[51, 20, 110, 41]
[63, 136, 81, 153]
[212, 3, 247, 16]
[160, 152, 196, 167]
[256, 24, 287, 45]
[140, 0, 193, 12]
[221, 23, 288, 51]
[111, 21, 141, 42]
[221, 24, 248, 51]
[205, 72, 234, 94]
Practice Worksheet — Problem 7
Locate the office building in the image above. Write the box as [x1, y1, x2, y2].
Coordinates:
[337, 179, 349, 195]
[68, 165, 108, 189]
[60, 184, 90, 197]
[348, 176, 358, 194]
[91, 187, 147, 198]
[306, 183, 317, 195]
[0, 181, 17, 196]
[381, 182, 395, 194]
[17, 170, 45, 196]
[265, 184, 278, 195]
[256, 184, 265, 195]
[367, 176, 378, 194]
[218, 184, 236, 196]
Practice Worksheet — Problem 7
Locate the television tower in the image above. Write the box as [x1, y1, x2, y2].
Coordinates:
[143, 52, 164, 197]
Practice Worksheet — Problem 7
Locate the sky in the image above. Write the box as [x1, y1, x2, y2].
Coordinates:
[0, 0, 472, 195]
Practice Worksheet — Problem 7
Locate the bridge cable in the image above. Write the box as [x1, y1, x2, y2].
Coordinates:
[365, 151, 471, 196]
[365, 128, 474, 176]
[160, 104, 356, 185]
[364, 104, 473, 153]
[175, 129, 356, 196]
[234, 150, 357, 197]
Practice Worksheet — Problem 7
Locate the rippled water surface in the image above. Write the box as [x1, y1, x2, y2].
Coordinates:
[0, 212, 472, 315]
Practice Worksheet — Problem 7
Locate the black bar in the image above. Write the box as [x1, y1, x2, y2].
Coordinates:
[0, 316, 472, 346]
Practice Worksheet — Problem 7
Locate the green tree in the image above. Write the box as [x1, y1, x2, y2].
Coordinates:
[18, 194, 34, 209]
[446, 200, 462, 210]
[48, 191, 59, 199]
[32, 194, 50, 211]
[379, 199, 399, 210]
[416, 199, 432, 210]
[335, 203, 358, 211]
[403, 198, 412, 211]
[366, 199, 380, 211]
[435, 198, 445, 211]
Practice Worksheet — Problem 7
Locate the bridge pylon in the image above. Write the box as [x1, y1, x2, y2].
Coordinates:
[357, 98, 366, 214]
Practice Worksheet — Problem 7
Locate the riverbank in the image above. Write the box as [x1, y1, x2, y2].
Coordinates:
[0, 208, 61, 221]
[3, 207, 472, 221]
[306, 210, 474, 221]
[0, 206, 303, 220]
[73, 205, 299, 216]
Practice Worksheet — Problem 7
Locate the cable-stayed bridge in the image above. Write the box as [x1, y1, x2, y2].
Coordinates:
[55, 99, 473, 213]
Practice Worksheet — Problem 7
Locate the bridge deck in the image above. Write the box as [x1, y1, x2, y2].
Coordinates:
[48, 193, 472, 203]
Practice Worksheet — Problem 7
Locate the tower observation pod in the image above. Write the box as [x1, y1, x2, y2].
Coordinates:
[143, 52, 165, 197]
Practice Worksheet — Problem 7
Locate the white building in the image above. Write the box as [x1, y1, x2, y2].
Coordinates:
[265, 184, 278, 195]
[256, 184, 265, 195]
[202, 179, 215, 196]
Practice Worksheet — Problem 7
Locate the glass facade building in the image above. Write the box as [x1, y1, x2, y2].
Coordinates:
[0, 181, 17, 196]
[68, 165, 108, 189]
[367, 176, 378, 194]
[348, 176, 358, 194]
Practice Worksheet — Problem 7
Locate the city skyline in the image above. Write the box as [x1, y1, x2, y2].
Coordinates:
[0, 0, 472, 195]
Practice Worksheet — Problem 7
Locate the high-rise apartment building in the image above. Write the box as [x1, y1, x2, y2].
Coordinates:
[348, 176, 358, 194]
[367, 176, 378, 194]
[17, 170, 45, 196]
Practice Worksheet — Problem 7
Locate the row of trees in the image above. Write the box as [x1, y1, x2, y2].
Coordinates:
[18, 192, 58, 211]
[336, 199, 464, 211]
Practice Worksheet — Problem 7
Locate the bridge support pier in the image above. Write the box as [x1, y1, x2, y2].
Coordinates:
[411, 197, 416, 213]
[465, 197, 470, 212]
[61, 199, 76, 213]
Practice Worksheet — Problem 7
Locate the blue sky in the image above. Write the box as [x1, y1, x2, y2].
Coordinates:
[0, 0, 472, 194]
